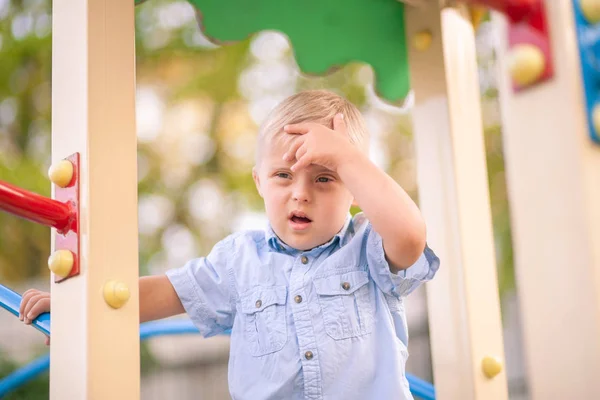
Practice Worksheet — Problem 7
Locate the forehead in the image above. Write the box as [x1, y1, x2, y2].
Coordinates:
[259, 136, 333, 173]
[262, 133, 297, 157]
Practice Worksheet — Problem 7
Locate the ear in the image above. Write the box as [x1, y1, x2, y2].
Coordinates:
[252, 167, 263, 198]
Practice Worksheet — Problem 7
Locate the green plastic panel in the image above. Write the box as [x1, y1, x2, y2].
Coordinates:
[137, 0, 411, 102]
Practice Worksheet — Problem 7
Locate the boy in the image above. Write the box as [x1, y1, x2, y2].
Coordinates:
[20, 90, 439, 399]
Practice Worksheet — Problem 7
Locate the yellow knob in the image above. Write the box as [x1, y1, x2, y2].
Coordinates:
[48, 160, 74, 188]
[103, 280, 130, 309]
[591, 103, 600, 135]
[469, 5, 488, 31]
[413, 30, 432, 52]
[482, 356, 503, 379]
[580, 0, 600, 24]
[48, 250, 74, 278]
[508, 44, 546, 88]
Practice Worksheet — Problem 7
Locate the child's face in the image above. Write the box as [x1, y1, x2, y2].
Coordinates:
[253, 136, 354, 251]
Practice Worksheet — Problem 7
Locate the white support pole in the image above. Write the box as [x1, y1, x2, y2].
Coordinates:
[493, 1, 600, 398]
[51, 1, 140, 399]
[405, 3, 508, 399]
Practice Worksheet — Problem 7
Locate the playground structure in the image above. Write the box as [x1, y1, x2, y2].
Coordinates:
[0, 0, 599, 399]
[1, 288, 437, 399]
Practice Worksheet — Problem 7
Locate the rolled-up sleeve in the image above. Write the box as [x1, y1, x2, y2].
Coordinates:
[166, 238, 236, 337]
[364, 222, 440, 297]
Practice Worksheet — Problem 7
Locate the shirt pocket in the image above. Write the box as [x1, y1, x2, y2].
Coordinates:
[313, 270, 375, 340]
[240, 285, 288, 356]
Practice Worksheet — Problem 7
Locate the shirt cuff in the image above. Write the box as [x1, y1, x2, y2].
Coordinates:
[366, 225, 440, 297]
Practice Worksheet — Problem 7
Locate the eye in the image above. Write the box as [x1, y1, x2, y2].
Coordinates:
[276, 172, 291, 179]
[316, 176, 331, 183]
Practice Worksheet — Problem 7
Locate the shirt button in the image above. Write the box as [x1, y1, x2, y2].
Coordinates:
[294, 295, 303, 304]
[255, 300, 262, 308]
[304, 351, 314, 360]
[341, 282, 351, 291]
[301, 256, 309, 264]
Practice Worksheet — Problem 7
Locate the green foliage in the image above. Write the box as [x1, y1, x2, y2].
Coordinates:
[483, 123, 515, 295]
[0, 0, 52, 283]
[0, 0, 514, 294]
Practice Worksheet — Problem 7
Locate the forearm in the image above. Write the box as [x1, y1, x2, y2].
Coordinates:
[139, 275, 185, 323]
[337, 151, 426, 270]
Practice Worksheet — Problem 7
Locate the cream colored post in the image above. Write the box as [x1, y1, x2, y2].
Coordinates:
[51, 0, 140, 398]
[493, 1, 600, 398]
[405, 3, 508, 399]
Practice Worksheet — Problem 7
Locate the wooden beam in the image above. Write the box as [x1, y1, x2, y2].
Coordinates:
[51, 0, 140, 398]
[405, 3, 508, 399]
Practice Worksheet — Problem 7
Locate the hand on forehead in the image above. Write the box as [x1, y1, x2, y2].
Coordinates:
[283, 113, 346, 136]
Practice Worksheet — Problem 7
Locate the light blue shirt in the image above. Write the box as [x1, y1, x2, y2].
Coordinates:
[166, 213, 440, 400]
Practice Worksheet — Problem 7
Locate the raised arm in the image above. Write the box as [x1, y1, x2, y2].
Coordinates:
[335, 149, 426, 270]
[283, 113, 426, 271]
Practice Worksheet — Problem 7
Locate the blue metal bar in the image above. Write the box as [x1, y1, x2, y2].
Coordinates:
[0, 285, 436, 399]
[139, 319, 200, 340]
[0, 284, 50, 336]
[407, 375, 436, 400]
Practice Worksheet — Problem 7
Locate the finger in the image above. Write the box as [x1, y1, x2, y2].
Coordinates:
[294, 144, 308, 163]
[291, 149, 311, 172]
[20, 289, 39, 320]
[23, 294, 48, 323]
[283, 138, 304, 161]
[283, 123, 311, 135]
[332, 113, 346, 134]
[27, 297, 51, 322]
[45, 336, 50, 346]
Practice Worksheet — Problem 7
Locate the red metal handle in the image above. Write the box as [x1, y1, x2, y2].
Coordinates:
[0, 180, 75, 233]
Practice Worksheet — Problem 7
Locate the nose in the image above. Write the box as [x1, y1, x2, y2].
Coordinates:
[292, 180, 311, 203]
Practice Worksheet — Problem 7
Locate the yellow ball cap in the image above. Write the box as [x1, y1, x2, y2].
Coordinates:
[413, 30, 432, 52]
[581, 0, 600, 24]
[48, 250, 74, 278]
[508, 44, 546, 88]
[103, 281, 131, 309]
[48, 160, 74, 188]
[482, 356, 503, 379]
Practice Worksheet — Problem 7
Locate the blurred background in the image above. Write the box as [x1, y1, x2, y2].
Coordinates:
[0, 0, 525, 398]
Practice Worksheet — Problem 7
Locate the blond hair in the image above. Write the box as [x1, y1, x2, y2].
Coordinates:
[255, 90, 369, 163]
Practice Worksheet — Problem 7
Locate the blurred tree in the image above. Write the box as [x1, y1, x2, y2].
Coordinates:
[0, 0, 53, 282]
[0, 0, 513, 300]
[0, 0, 515, 397]
[0, 0, 514, 302]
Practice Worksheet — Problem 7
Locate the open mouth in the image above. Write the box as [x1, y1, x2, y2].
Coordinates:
[289, 211, 312, 224]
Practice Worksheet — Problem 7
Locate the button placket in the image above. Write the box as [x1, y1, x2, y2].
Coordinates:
[289, 252, 322, 396]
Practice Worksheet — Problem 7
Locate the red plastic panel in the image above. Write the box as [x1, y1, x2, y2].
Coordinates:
[467, 0, 554, 91]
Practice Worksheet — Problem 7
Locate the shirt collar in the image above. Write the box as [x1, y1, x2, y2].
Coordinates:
[265, 214, 352, 255]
